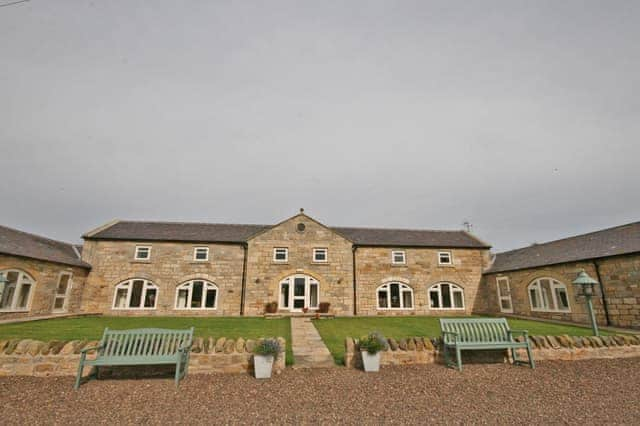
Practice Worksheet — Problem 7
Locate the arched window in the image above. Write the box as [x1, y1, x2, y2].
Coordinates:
[428, 282, 464, 310]
[377, 282, 414, 309]
[0, 270, 35, 312]
[113, 279, 158, 310]
[175, 280, 218, 309]
[528, 278, 570, 312]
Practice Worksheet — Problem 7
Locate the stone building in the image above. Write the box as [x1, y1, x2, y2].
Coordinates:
[79, 211, 491, 317]
[481, 222, 640, 329]
[0, 225, 90, 320]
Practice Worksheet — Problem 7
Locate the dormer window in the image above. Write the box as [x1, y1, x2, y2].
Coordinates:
[134, 245, 151, 260]
[193, 247, 209, 261]
[391, 250, 406, 265]
[438, 251, 452, 265]
[273, 247, 288, 262]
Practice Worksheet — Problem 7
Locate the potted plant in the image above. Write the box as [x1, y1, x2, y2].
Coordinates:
[253, 338, 281, 379]
[318, 302, 331, 313]
[358, 332, 388, 372]
[264, 301, 278, 314]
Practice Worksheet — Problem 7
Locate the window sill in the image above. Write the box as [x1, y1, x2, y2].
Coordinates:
[312, 262, 330, 265]
[437, 264, 455, 268]
[272, 262, 289, 265]
[130, 260, 152, 264]
[111, 308, 157, 311]
[391, 264, 407, 267]
[189, 261, 210, 265]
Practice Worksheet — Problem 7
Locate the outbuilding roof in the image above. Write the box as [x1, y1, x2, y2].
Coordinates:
[486, 221, 640, 274]
[83, 220, 490, 249]
[0, 225, 90, 268]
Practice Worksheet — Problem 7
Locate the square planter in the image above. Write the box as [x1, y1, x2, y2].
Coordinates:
[254, 354, 274, 379]
[361, 350, 381, 372]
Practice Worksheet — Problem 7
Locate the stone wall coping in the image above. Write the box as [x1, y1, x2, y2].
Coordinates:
[0, 336, 286, 356]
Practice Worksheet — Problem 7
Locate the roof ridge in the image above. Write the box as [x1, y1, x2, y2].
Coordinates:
[118, 220, 271, 228]
[495, 220, 640, 256]
[0, 224, 78, 250]
[332, 225, 466, 233]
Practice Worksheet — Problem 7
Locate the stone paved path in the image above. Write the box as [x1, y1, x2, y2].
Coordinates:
[290, 317, 336, 368]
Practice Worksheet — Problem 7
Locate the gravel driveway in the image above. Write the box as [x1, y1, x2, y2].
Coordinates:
[1, 358, 639, 425]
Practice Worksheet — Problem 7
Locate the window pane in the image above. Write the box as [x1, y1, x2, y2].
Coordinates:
[429, 290, 439, 308]
[539, 280, 551, 309]
[144, 288, 156, 308]
[310, 284, 318, 308]
[54, 297, 65, 310]
[281, 283, 289, 308]
[16, 283, 31, 308]
[57, 275, 70, 295]
[177, 289, 188, 308]
[453, 291, 463, 308]
[136, 248, 149, 259]
[195, 249, 208, 260]
[439, 253, 451, 264]
[498, 280, 510, 296]
[556, 287, 569, 310]
[294, 278, 305, 296]
[530, 288, 539, 308]
[390, 284, 401, 308]
[378, 290, 388, 308]
[115, 288, 128, 308]
[205, 289, 216, 308]
[441, 284, 451, 308]
[314, 250, 326, 261]
[402, 290, 412, 308]
[293, 299, 304, 309]
[129, 280, 144, 307]
[191, 281, 203, 308]
[500, 299, 512, 310]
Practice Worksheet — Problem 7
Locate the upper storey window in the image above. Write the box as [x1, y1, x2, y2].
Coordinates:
[391, 250, 406, 265]
[273, 247, 288, 262]
[134, 245, 151, 260]
[193, 247, 209, 261]
[438, 251, 452, 265]
[313, 248, 328, 263]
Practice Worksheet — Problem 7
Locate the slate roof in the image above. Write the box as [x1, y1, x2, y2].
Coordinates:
[0, 225, 90, 268]
[84, 220, 490, 249]
[486, 221, 640, 274]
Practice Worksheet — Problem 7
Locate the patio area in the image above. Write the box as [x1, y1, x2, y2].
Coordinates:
[1, 357, 639, 425]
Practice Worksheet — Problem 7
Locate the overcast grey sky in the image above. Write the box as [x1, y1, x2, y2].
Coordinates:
[1, 0, 638, 252]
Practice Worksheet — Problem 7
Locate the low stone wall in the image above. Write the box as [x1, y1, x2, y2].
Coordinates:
[344, 334, 640, 369]
[0, 337, 286, 377]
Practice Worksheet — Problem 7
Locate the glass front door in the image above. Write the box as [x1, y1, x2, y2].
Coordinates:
[279, 275, 320, 312]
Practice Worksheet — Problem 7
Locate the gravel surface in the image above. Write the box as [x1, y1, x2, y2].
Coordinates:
[1, 358, 639, 425]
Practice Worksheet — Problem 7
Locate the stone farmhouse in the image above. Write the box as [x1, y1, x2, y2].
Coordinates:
[0, 211, 638, 329]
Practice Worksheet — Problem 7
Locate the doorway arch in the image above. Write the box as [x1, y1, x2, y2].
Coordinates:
[279, 274, 320, 312]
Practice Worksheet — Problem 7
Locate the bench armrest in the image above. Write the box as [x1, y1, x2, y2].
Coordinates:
[441, 331, 459, 343]
[178, 338, 193, 353]
[508, 329, 529, 338]
[80, 345, 103, 354]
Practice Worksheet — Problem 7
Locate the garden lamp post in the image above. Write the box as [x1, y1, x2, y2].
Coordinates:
[573, 270, 600, 336]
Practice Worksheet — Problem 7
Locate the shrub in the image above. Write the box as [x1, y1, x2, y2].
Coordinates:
[254, 338, 282, 358]
[264, 301, 278, 314]
[358, 331, 388, 354]
[318, 302, 331, 313]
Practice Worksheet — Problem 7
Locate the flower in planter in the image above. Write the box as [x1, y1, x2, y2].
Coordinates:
[358, 331, 388, 354]
[253, 338, 282, 358]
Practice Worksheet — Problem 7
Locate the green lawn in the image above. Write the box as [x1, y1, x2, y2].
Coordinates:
[0, 316, 294, 365]
[313, 316, 612, 365]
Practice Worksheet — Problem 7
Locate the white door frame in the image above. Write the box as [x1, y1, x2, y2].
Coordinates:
[279, 274, 320, 312]
[496, 276, 513, 313]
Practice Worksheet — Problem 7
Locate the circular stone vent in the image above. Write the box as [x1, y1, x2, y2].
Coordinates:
[297, 223, 306, 232]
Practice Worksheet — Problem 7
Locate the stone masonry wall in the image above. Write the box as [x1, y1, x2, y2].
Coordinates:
[344, 334, 640, 368]
[596, 254, 640, 328]
[481, 261, 608, 326]
[0, 337, 286, 377]
[481, 254, 640, 329]
[355, 247, 490, 316]
[0, 254, 89, 320]
[244, 214, 354, 316]
[80, 240, 245, 316]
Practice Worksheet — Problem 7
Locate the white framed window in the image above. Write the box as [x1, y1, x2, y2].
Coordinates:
[438, 251, 452, 265]
[52, 272, 73, 312]
[273, 247, 288, 262]
[193, 247, 209, 261]
[175, 280, 218, 309]
[496, 276, 513, 313]
[134, 245, 151, 260]
[0, 270, 35, 312]
[313, 248, 328, 263]
[528, 278, 570, 312]
[112, 279, 158, 310]
[377, 282, 414, 310]
[428, 282, 465, 310]
[391, 250, 406, 265]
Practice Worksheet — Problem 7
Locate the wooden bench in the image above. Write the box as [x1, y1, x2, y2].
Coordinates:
[75, 327, 194, 389]
[439, 318, 535, 371]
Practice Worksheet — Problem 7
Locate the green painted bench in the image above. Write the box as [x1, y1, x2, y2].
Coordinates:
[439, 318, 535, 371]
[75, 327, 194, 389]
